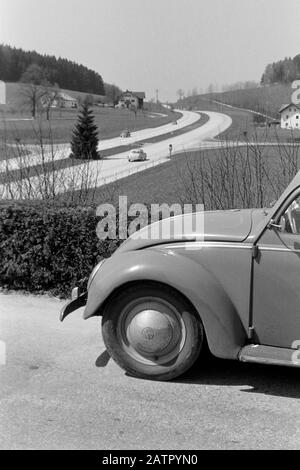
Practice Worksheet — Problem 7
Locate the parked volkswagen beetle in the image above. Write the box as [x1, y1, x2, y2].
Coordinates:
[60, 171, 300, 381]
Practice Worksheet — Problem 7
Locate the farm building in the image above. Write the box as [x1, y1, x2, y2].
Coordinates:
[279, 103, 300, 129]
[52, 91, 78, 108]
[117, 90, 145, 109]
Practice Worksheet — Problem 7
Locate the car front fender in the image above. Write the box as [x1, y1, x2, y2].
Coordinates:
[84, 249, 247, 360]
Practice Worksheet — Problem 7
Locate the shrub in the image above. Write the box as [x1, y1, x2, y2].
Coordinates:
[175, 139, 300, 210]
[0, 200, 120, 297]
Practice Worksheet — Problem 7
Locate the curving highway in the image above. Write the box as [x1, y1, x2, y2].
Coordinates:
[0, 109, 200, 172]
[0, 110, 232, 198]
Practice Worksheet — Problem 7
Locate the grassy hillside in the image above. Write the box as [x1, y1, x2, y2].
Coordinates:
[182, 83, 293, 118]
[177, 98, 300, 143]
[0, 104, 181, 144]
[2, 82, 105, 115]
[0, 83, 180, 144]
[78, 143, 300, 209]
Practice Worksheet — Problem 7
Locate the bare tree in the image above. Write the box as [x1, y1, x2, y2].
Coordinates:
[19, 64, 50, 118]
[42, 83, 60, 121]
[175, 134, 300, 211]
[104, 83, 122, 105]
[0, 123, 102, 203]
[84, 94, 94, 107]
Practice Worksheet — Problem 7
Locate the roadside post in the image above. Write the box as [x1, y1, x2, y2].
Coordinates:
[169, 144, 173, 159]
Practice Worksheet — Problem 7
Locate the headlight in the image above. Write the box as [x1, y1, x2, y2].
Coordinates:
[87, 259, 106, 290]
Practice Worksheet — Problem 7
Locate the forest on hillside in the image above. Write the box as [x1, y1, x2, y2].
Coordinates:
[0, 44, 105, 95]
[261, 54, 300, 85]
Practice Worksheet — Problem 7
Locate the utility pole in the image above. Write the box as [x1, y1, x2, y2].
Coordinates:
[156, 89, 159, 103]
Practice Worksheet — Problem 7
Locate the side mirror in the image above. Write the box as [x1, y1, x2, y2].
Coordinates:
[267, 219, 283, 231]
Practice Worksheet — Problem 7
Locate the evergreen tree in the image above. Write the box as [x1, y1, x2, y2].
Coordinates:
[70, 103, 100, 159]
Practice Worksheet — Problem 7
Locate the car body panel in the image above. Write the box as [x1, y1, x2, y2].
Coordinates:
[78, 208, 270, 360]
[253, 234, 300, 348]
[60, 291, 87, 322]
[83, 246, 250, 359]
[252, 192, 300, 348]
[116, 209, 255, 256]
[61, 170, 300, 365]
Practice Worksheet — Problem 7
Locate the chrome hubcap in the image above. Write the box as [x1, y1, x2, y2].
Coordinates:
[127, 309, 174, 354]
[118, 298, 185, 364]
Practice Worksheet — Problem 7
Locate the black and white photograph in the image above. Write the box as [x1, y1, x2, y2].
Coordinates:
[1, 0, 300, 453]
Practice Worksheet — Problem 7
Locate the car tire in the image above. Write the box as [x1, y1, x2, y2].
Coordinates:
[101, 284, 204, 381]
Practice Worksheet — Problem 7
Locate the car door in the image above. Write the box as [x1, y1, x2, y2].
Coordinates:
[252, 191, 300, 348]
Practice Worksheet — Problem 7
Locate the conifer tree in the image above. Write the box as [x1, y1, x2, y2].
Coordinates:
[70, 103, 100, 159]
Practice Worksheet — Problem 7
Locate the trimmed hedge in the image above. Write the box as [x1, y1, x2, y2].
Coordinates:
[0, 201, 120, 297]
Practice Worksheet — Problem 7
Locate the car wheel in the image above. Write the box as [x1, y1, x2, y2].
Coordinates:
[101, 284, 204, 381]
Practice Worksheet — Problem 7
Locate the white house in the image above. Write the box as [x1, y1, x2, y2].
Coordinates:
[0, 81, 6, 105]
[117, 90, 145, 109]
[52, 92, 78, 109]
[279, 103, 300, 129]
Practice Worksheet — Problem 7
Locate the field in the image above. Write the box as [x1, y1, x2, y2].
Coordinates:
[0, 105, 181, 145]
[79, 104, 300, 209]
[3, 82, 105, 113]
[0, 81, 181, 145]
[77, 143, 299, 209]
[0, 114, 208, 183]
[2, 99, 300, 210]
[189, 99, 300, 143]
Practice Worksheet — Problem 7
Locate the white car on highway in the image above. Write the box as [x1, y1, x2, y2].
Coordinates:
[128, 148, 147, 162]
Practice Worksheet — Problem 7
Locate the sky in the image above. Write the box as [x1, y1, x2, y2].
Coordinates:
[1, 0, 300, 102]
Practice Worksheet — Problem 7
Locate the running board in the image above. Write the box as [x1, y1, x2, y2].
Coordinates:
[239, 344, 300, 368]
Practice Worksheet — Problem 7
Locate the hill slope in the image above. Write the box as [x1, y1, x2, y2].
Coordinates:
[182, 83, 293, 118]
